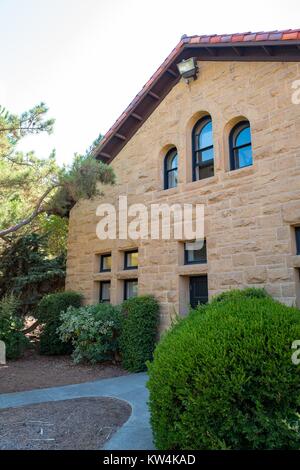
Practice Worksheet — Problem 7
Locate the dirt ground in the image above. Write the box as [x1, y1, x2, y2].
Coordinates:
[0, 350, 128, 394]
[0, 397, 131, 450]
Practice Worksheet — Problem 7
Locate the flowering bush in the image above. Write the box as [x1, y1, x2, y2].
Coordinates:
[58, 303, 121, 363]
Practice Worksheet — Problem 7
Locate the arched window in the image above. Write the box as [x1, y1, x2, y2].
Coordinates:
[229, 121, 253, 170]
[164, 147, 178, 189]
[192, 116, 214, 181]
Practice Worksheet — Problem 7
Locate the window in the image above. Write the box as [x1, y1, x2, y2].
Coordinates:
[296, 227, 300, 255]
[189, 276, 208, 308]
[164, 147, 178, 189]
[124, 250, 138, 270]
[184, 240, 207, 264]
[229, 121, 253, 170]
[192, 116, 214, 181]
[100, 253, 112, 272]
[124, 279, 138, 300]
[99, 281, 111, 303]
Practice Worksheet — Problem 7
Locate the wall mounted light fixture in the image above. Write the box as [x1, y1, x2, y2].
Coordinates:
[176, 58, 198, 84]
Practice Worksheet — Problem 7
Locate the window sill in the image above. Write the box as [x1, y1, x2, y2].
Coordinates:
[156, 186, 179, 198]
[93, 272, 112, 280]
[177, 264, 208, 276]
[224, 165, 254, 179]
[184, 175, 218, 192]
[117, 270, 139, 280]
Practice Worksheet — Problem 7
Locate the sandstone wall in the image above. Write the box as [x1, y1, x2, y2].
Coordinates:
[66, 60, 300, 332]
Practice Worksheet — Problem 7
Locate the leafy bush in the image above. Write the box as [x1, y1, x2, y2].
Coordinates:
[211, 287, 269, 304]
[147, 289, 300, 450]
[58, 303, 122, 364]
[120, 295, 159, 372]
[0, 294, 28, 359]
[37, 291, 82, 355]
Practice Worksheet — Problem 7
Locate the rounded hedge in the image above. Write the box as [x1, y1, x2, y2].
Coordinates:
[147, 289, 300, 450]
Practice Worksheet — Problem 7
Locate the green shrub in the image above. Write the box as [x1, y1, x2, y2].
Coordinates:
[211, 287, 269, 304]
[147, 290, 300, 450]
[58, 303, 122, 364]
[37, 291, 82, 355]
[0, 295, 28, 359]
[120, 295, 159, 372]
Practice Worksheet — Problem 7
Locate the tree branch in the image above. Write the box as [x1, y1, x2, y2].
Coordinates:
[0, 125, 47, 133]
[0, 184, 60, 238]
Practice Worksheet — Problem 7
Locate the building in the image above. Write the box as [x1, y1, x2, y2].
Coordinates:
[66, 30, 300, 332]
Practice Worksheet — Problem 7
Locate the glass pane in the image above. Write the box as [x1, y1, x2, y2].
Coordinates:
[201, 147, 214, 162]
[101, 282, 110, 301]
[236, 126, 251, 147]
[101, 255, 111, 271]
[185, 240, 207, 264]
[190, 276, 208, 307]
[166, 150, 177, 171]
[198, 121, 213, 149]
[296, 227, 300, 255]
[195, 163, 214, 180]
[237, 145, 252, 168]
[126, 251, 138, 268]
[167, 169, 178, 188]
[126, 280, 138, 299]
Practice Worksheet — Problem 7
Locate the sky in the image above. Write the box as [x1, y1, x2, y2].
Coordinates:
[1, 0, 299, 165]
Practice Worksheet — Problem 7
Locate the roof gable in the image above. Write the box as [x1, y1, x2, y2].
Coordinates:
[95, 29, 300, 163]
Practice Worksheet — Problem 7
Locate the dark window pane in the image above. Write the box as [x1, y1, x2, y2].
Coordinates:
[125, 280, 138, 299]
[125, 250, 138, 269]
[230, 121, 253, 171]
[296, 227, 300, 255]
[190, 276, 208, 308]
[164, 148, 178, 189]
[236, 126, 251, 147]
[100, 282, 110, 302]
[193, 117, 214, 182]
[101, 254, 111, 272]
[195, 163, 214, 180]
[237, 145, 253, 168]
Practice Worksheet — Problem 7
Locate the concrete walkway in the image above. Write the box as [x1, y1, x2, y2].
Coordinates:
[0, 373, 154, 450]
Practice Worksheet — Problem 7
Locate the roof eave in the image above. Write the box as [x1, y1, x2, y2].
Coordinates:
[95, 38, 300, 163]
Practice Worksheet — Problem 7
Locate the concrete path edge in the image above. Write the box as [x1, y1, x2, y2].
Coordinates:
[0, 372, 154, 450]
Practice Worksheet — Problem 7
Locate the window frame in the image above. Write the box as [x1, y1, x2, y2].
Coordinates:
[100, 253, 112, 272]
[192, 116, 214, 181]
[184, 240, 207, 265]
[229, 120, 253, 171]
[124, 279, 138, 300]
[164, 147, 178, 190]
[124, 249, 138, 270]
[296, 227, 300, 255]
[99, 280, 111, 303]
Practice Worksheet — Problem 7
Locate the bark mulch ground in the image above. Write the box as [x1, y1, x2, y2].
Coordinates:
[0, 350, 128, 394]
[0, 397, 131, 449]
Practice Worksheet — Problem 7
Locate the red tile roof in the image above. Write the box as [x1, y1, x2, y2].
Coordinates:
[95, 29, 300, 161]
[184, 29, 300, 44]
